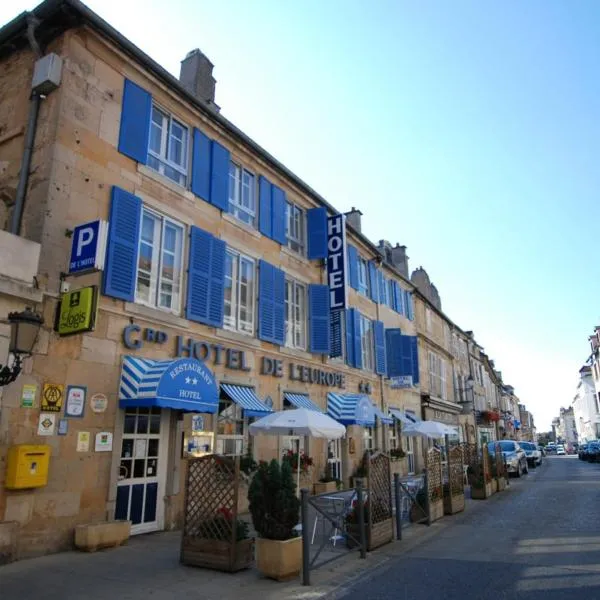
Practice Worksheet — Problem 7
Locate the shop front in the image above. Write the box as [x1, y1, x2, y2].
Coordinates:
[115, 356, 219, 534]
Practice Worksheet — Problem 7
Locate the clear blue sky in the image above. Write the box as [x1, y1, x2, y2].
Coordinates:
[4, 0, 599, 430]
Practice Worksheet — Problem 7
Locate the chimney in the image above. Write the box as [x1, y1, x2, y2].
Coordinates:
[344, 207, 362, 233]
[390, 244, 409, 278]
[179, 49, 220, 111]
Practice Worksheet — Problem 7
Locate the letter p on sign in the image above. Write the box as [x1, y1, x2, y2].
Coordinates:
[69, 219, 107, 274]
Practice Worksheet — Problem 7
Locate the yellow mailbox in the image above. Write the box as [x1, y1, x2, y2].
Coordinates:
[5, 444, 51, 489]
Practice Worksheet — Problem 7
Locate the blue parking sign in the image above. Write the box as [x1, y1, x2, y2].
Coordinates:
[69, 220, 108, 274]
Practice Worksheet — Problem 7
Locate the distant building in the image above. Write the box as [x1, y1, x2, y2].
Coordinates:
[572, 365, 599, 442]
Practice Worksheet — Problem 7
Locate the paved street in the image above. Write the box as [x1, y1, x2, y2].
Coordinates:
[339, 455, 600, 599]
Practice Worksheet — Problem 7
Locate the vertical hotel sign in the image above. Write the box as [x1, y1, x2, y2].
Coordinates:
[327, 214, 347, 357]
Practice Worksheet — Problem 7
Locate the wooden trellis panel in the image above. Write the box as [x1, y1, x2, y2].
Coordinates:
[494, 443, 506, 479]
[448, 446, 464, 497]
[366, 451, 393, 550]
[181, 454, 253, 572]
[427, 448, 443, 502]
[482, 445, 492, 482]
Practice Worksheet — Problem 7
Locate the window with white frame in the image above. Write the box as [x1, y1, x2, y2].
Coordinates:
[380, 277, 390, 307]
[136, 208, 184, 313]
[228, 163, 256, 226]
[425, 307, 432, 332]
[148, 105, 189, 186]
[285, 279, 306, 350]
[216, 399, 246, 455]
[428, 351, 447, 399]
[359, 314, 374, 371]
[224, 249, 255, 334]
[363, 426, 374, 451]
[327, 439, 342, 481]
[358, 257, 370, 296]
[286, 201, 306, 254]
[387, 279, 395, 308]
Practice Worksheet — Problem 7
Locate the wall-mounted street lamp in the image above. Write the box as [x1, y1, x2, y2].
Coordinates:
[0, 307, 44, 386]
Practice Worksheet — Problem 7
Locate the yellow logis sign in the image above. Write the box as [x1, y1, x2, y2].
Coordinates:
[57, 286, 97, 336]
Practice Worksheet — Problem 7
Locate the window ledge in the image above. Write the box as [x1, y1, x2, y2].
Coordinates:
[280, 245, 309, 264]
[138, 164, 194, 200]
[124, 302, 190, 329]
[221, 213, 261, 239]
[215, 327, 262, 348]
[279, 346, 314, 361]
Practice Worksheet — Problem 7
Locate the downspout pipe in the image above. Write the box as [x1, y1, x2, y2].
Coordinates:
[10, 13, 43, 235]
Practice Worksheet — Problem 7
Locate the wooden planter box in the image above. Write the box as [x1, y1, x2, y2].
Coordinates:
[443, 493, 465, 515]
[496, 477, 507, 492]
[346, 518, 393, 551]
[74, 520, 131, 552]
[491, 479, 498, 494]
[255, 536, 302, 581]
[313, 481, 337, 495]
[429, 499, 444, 523]
[181, 536, 254, 572]
[471, 482, 493, 499]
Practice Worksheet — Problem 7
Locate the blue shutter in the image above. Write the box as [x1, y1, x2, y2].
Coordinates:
[385, 329, 402, 377]
[392, 281, 402, 314]
[345, 308, 355, 367]
[374, 320, 386, 375]
[353, 310, 363, 370]
[330, 309, 343, 358]
[258, 260, 274, 342]
[309, 284, 331, 354]
[400, 335, 413, 378]
[118, 79, 151, 164]
[368, 262, 379, 303]
[191, 129, 211, 202]
[307, 207, 328, 259]
[347, 245, 359, 290]
[271, 185, 287, 245]
[209, 141, 230, 211]
[103, 186, 142, 301]
[208, 238, 226, 327]
[273, 266, 285, 345]
[259, 176, 272, 238]
[185, 226, 218, 326]
[410, 335, 420, 383]
[378, 273, 387, 305]
[407, 292, 414, 321]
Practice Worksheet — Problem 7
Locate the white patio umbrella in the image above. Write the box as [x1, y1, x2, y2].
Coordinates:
[249, 408, 346, 493]
[402, 420, 456, 439]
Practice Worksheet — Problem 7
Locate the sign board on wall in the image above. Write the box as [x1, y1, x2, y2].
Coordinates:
[20, 384, 37, 408]
[390, 376, 413, 389]
[90, 393, 108, 413]
[38, 413, 56, 436]
[56, 286, 98, 336]
[41, 383, 64, 412]
[65, 385, 86, 417]
[95, 432, 113, 452]
[68, 220, 108, 274]
[77, 431, 90, 452]
[326, 214, 347, 310]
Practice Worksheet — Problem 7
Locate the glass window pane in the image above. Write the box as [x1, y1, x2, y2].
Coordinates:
[137, 414, 149, 434]
[124, 414, 136, 434]
[133, 459, 146, 478]
[149, 415, 161, 434]
[148, 439, 159, 457]
[121, 439, 134, 458]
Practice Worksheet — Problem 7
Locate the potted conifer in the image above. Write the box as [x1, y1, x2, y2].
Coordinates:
[248, 459, 302, 581]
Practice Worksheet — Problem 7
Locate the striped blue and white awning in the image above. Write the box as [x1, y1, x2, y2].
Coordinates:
[327, 393, 375, 426]
[283, 392, 323, 413]
[389, 408, 417, 425]
[119, 356, 218, 413]
[221, 384, 273, 418]
[373, 405, 393, 425]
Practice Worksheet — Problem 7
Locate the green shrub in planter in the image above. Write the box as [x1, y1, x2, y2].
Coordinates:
[248, 459, 300, 540]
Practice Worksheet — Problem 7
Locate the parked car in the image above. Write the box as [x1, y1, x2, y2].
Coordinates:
[538, 445, 546, 457]
[579, 443, 589, 460]
[556, 445, 566, 456]
[488, 440, 528, 477]
[546, 444, 557, 454]
[521, 442, 542, 467]
[587, 442, 600, 462]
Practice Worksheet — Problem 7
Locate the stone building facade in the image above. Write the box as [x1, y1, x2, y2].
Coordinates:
[0, 0, 426, 558]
